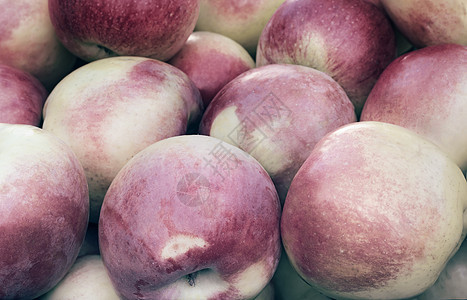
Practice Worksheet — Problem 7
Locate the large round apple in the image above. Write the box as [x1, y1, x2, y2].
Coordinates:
[0, 124, 89, 299]
[48, 0, 199, 62]
[199, 64, 356, 202]
[0, 0, 76, 90]
[256, 0, 396, 114]
[360, 44, 467, 170]
[42, 56, 202, 223]
[282, 122, 467, 299]
[99, 135, 281, 299]
[0, 64, 47, 126]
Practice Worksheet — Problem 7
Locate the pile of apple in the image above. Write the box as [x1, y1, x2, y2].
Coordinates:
[1, 0, 466, 299]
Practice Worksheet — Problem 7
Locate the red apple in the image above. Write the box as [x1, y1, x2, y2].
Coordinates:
[169, 31, 255, 108]
[199, 64, 356, 202]
[256, 0, 396, 114]
[281, 121, 467, 299]
[0, 64, 47, 126]
[0, 124, 89, 299]
[0, 0, 76, 90]
[381, 0, 467, 48]
[196, 0, 287, 54]
[360, 44, 467, 170]
[42, 56, 202, 223]
[99, 135, 281, 299]
[48, 0, 199, 62]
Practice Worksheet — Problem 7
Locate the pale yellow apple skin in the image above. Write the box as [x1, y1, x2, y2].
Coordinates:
[40, 255, 120, 300]
[42, 56, 202, 223]
[0, 0, 76, 90]
[195, 0, 287, 54]
[381, 0, 467, 47]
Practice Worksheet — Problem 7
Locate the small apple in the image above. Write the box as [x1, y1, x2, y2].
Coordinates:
[42, 56, 202, 223]
[381, 0, 467, 48]
[199, 64, 356, 202]
[48, 0, 199, 62]
[40, 255, 119, 300]
[256, 0, 396, 115]
[0, 0, 76, 90]
[0, 124, 89, 299]
[0, 64, 47, 126]
[195, 0, 287, 54]
[281, 121, 467, 299]
[99, 135, 281, 299]
[360, 44, 467, 170]
[169, 31, 255, 108]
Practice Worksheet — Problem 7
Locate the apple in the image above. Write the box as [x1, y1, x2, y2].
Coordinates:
[99, 135, 281, 299]
[254, 282, 275, 300]
[195, 0, 287, 54]
[48, 0, 199, 62]
[199, 64, 356, 202]
[256, 0, 396, 115]
[0, 64, 48, 126]
[42, 56, 203, 223]
[281, 121, 467, 299]
[0, 124, 89, 299]
[381, 0, 467, 48]
[40, 255, 119, 300]
[0, 0, 76, 90]
[363, 0, 382, 9]
[360, 44, 467, 170]
[168, 31, 255, 108]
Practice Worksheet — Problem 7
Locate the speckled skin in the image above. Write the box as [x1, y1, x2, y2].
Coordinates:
[0, 124, 89, 299]
[361, 44, 467, 170]
[256, 0, 396, 115]
[199, 64, 356, 203]
[0, 0, 76, 90]
[0, 64, 47, 126]
[381, 0, 467, 47]
[169, 31, 255, 108]
[42, 56, 202, 223]
[99, 135, 281, 300]
[48, 0, 199, 62]
[281, 122, 467, 299]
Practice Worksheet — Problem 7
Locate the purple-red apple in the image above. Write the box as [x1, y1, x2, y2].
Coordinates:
[256, 0, 396, 114]
[42, 56, 202, 223]
[99, 135, 281, 299]
[195, 0, 287, 54]
[360, 44, 467, 170]
[48, 0, 199, 62]
[0, 64, 47, 126]
[40, 255, 120, 300]
[0, 124, 89, 299]
[169, 31, 255, 107]
[0, 0, 76, 90]
[281, 121, 467, 299]
[381, 0, 467, 48]
[199, 64, 356, 202]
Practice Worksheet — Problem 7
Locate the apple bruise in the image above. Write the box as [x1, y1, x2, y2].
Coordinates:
[48, 0, 199, 61]
[99, 136, 281, 299]
[256, 0, 396, 113]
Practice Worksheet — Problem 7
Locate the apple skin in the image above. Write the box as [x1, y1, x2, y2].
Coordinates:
[360, 44, 467, 170]
[42, 56, 203, 223]
[40, 255, 120, 300]
[281, 121, 467, 299]
[169, 31, 255, 108]
[48, 0, 199, 62]
[0, 124, 89, 299]
[195, 0, 287, 54]
[199, 64, 356, 202]
[99, 135, 281, 300]
[256, 0, 396, 115]
[0, 64, 48, 126]
[381, 0, 467, 48]
[0, 0, 76, 91]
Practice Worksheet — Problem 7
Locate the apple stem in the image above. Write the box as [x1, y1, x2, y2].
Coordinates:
[186, 272, 197, 287]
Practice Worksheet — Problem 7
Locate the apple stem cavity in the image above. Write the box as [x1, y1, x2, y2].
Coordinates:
[186, 272, 198, 287]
